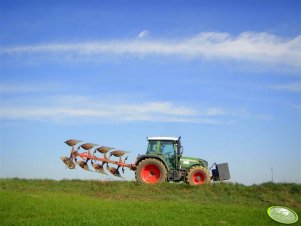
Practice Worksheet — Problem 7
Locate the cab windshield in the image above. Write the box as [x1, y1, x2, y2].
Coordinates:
[147, 141, 157, 154]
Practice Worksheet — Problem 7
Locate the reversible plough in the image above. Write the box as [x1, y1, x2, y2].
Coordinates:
[61, 139, 134, 177]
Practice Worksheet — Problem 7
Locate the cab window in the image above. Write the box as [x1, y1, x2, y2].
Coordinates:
[160, 141, 175, 156]
[147, 141, 157, 154]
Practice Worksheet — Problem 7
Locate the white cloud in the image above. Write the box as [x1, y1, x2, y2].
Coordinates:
[117, 102, 196, 116]
[205, 107, 225, 116]
[269, 83, 301, 92]
[137, 30, 150, 38]
[0, 95, 234, 125]
[1, 32, 301, 69]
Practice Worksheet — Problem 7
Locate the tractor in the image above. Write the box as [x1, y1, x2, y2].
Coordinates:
[61, 136, 230, 185]
[135, 136, 230, 185]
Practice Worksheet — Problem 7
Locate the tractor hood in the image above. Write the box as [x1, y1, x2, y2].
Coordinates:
[180, 156, 208, 169]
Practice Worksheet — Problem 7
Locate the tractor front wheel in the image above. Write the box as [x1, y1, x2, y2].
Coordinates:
[186, 166, 209, 185]
[136, 158, 167, 184]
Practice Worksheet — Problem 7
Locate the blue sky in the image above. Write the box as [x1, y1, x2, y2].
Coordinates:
[0, 0, 300, 185]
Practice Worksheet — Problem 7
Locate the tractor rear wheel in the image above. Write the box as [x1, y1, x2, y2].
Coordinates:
[136, 158, 167, 184]
[186, 166, 209, 185]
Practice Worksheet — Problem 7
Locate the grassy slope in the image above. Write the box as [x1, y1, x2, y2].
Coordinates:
[0, 179, 300, 225]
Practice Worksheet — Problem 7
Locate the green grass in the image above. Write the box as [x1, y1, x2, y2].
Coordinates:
[1, 179, 300, 225]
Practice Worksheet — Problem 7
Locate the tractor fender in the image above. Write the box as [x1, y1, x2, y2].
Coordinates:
[184, 163, 208, 176]
[190, 162, 207, 169]
[185, 159, 208, 170]
[134, 155, 169, 170]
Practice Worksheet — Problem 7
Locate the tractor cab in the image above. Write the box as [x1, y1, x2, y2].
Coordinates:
[146, 136, 182, 169]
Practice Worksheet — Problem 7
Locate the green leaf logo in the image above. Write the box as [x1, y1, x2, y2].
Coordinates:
[267, 206, 298, 224]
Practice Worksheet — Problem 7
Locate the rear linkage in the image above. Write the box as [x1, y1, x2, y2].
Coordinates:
[60, 139, 135, 178]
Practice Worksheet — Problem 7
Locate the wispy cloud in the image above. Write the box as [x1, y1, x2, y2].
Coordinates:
[1, 32, 300, 69]
[0, 95, 237, 125]
[205, 107, 225, 116]
[269, 82, 301, 92]
[137, 30, 150, 39]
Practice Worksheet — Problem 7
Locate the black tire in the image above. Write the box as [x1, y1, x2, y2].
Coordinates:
[186, 166, 210, 185]
[135, 158, 167, 184]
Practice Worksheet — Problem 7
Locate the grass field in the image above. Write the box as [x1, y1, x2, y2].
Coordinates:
[0, 179, 300, 225]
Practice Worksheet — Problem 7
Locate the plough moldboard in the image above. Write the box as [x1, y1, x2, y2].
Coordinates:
[61, 139, 135, 178]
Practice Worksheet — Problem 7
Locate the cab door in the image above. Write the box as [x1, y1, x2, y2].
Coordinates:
[159, 141, 176, 169]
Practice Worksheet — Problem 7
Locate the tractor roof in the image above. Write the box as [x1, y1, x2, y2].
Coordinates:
[147, 136, 179, 141]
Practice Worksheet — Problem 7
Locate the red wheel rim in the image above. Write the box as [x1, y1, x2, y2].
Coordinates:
[192, 171, 206, 185]
[141, 164, 161, 183]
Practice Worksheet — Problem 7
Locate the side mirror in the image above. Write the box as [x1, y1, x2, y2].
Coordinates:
[180, 146, 183, 155]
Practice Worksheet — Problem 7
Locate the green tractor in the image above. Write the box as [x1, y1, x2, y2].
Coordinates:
[134, 136, 230, 185]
